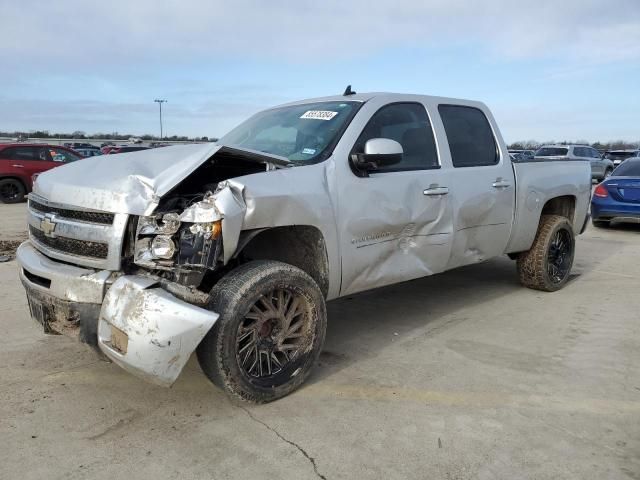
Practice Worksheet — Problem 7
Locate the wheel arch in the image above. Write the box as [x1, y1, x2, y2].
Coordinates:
[234, 225, 330, 298]
[0, 175, 28, 191]
[540, 195, 576, 224]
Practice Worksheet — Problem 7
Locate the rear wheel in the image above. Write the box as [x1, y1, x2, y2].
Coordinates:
[0, 178, 26, 203]
[517, 215, 575, 292]
[197, 260, 327, 403]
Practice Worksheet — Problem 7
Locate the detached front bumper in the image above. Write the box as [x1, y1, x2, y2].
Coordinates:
[98, 276, 218, 386]
[17, 241, 219, 387]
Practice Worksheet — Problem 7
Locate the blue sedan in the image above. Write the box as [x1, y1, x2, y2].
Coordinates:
[591, 159, 640, 227]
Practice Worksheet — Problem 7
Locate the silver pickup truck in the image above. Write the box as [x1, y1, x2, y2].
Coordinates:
[17, 92, 591, 402]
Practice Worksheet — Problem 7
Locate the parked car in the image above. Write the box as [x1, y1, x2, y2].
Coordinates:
[107, 146, 150, 154]
[18, 92, 591, 402]
[100, 145, 119, 154]
[535, 145, 614, 181]
[604, 150, 640, 168]
[74, 148, 103, 158]
[0, 144, 81, 203]
[508, 149, 535, 160]
[591, 159, 640, 227]
[64, 142, 99, 150]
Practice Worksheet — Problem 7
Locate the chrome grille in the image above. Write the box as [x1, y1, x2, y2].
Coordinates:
[27, 194, 128, 270]
[29, 198, 114, 225]
[29, 225, 109, 259]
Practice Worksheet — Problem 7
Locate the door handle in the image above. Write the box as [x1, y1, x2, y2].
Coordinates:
[423, 186, 449, 196]
[492, 180, 511, 189]
[12, 164, 25, 168]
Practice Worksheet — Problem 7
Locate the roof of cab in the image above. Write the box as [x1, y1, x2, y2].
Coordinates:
[275, 92, 486, 109]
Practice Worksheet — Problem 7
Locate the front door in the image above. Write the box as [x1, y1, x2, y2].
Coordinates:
[437, 104, 516, 269]
[337, 102, 454, 296]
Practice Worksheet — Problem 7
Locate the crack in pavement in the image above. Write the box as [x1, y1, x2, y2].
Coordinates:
[239, 406, 328, 480]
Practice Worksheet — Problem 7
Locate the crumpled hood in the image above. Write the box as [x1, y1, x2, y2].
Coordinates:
[34, 143, 222, 215]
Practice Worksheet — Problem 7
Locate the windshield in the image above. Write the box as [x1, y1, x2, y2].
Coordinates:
[536, 147, 568, 157]
[219, 101, 360, 162]
[612, 160, 640, 176]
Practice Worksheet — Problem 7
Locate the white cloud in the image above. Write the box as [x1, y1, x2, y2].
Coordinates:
[1, 0, 639, 64]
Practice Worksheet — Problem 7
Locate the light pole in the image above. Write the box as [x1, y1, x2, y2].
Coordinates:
[154, 99, 167, 139]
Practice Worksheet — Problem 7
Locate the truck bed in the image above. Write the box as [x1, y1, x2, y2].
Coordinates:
[506, 159, 592, 254]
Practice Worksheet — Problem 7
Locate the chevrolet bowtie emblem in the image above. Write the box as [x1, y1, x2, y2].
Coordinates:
[40, 216, 57, 237]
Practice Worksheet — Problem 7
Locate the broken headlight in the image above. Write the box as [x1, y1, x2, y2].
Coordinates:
[134, 213, 222, 271]
[138, 213, 181, 235]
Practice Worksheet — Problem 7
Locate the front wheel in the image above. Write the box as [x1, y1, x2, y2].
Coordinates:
[517, 215, 575, 292]
[197, 260, 327, 403]
[604, 168, 613, 179]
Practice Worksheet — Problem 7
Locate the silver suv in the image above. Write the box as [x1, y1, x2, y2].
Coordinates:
[535, 145, 614, 181]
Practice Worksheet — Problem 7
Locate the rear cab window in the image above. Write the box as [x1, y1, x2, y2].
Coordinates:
[536, 147, 569, 157]
[438, 105, 498, 167]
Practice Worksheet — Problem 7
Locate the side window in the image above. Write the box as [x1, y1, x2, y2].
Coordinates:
[0, 147, 17, 159]
[3, 146, 40, 160]
[353, 103, 439, 171]
[438, 105, 498, 167]
[591, 149, 602, 159]
[48, 148, 80, 163]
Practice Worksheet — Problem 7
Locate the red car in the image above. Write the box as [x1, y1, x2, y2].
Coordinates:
[0, 144, 81, 203]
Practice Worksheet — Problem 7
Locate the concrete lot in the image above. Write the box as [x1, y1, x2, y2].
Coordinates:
[1, 202, 639, 480]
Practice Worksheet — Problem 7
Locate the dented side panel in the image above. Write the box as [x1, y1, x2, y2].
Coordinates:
[230, 163, 342, 298]
[98, 276, 218, 386]
[329, 96, 459, 295]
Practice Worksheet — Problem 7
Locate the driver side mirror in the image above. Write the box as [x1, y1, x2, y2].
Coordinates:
[352, 138, 403, 172]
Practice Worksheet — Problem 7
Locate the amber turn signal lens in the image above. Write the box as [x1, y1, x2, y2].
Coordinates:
[211, 220, 222, 239]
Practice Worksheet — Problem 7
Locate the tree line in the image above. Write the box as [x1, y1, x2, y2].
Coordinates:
[0, 130, 215, 142]
[508, 140, 640, 151]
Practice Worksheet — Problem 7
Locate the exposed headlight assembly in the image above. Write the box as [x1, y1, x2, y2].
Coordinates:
[151, 235, 176, 259]
[138, 213, 181, 235]
[134, 212, 222, 271]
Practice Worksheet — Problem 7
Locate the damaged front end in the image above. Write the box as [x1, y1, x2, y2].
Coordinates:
[98, 180, 252, 385]
[23, 144, 289, 386]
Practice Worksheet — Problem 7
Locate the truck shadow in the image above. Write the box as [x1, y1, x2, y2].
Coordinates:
[307, 242, 616, 386]
[603, 222, 640, 232]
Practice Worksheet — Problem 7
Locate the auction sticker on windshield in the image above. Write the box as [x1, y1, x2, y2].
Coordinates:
[300, 110, 338, 120]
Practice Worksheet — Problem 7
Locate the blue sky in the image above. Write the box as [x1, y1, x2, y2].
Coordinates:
[1, 0, 639, 143]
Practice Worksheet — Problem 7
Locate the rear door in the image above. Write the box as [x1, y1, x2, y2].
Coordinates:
[437, 104, 515, 269]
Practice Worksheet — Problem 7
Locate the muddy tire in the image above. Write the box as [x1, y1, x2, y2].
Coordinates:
[517, 215, 575, 292]
[0, 178, 26, 203]
[197, 260, 327, 403]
